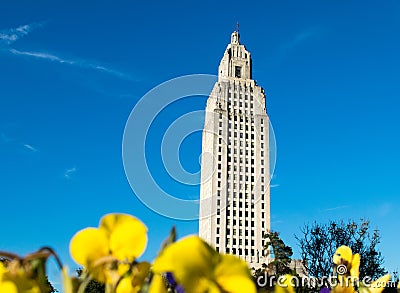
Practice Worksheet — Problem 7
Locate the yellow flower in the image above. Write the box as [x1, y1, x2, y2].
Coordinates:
[0, 281, 18, 293]
[0, 263, 17, 293]
[148, 274, 168, 293]
[331, 246, 360, 293]
[115, 262, 151, 293]
[70, 213, 148, 283]
[152, 235, 256, 293]
[0, 262, 40, 293]
[333, 245, 360, 278]
[332, 246, 390, 293]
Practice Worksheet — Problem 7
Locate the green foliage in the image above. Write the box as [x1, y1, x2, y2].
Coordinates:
[296, 219, 386, 280]
[254, 231, 294, 283]
[264, 231, 294, 276]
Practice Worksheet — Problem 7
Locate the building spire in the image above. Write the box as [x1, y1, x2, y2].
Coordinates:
[231, 23, 240, 45]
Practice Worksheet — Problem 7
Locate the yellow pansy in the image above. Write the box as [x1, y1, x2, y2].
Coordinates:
[148, 274, 168, 293]
[115, 262, 151, 293]
[152, 235, 256, 293]
[0, 262, 40, 293]
[333, 246, 360, 278]
[332, 246, 360, 293]
[70, 213, 148, 283]
[0, 263, 17, 293]
[332, 246, 390, 293]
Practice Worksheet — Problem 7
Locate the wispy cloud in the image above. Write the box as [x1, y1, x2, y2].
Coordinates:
[9, 48, 132, 79]
[271, 220, 284, 225]
[64, 167, 77, 179]
[270, 184, 280, 188]
[1, 131, 38, 154]
[23, 144, 38, 152]
[0, 132, 13, 143]
[322, 205, 350, 212]
[281, 27, 321, 51]
[1, 23, 132, 80]
[0, 23, 43, 45]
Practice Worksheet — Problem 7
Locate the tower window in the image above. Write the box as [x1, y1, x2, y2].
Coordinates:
[235, 66, 242, 78]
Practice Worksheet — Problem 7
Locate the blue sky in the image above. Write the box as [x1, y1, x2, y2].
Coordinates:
[1, 0, 399, 287]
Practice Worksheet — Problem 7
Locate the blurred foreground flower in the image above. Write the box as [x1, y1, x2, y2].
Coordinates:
[0, 248, 61, 293]
[69, 213, 148, 284]
[333, 245, 360, 279]
[331, 245, 390, 293]
[0, 262, 40, 293]
[152, 235, 256, 293]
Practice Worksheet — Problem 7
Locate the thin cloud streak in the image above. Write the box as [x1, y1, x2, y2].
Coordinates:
[280, 27, 321, 51]
[322, 205, 350, 212]
[1, 23, 133, 80]
[9, 48, 132, 80]
[64, 167, 77, 179]
[271, 220, 284, 225]
[270, 184, 280, 188]
[23, 144, 38, 152]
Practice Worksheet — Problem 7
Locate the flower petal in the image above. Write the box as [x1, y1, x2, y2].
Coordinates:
[116, 277, 137, 293]
[152, 236, 218, 292]
[0, 281, 18, 293]
[100, 213, 145, 236]
[109, 222, 147, 261]
[100, 214, 147, 261]
[215, 254, 256, 293]
[148, 274, 168, 293]
[69, 227, 109, 267]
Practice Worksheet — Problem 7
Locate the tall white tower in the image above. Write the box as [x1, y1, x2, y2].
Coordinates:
[199, 30, 270, 268]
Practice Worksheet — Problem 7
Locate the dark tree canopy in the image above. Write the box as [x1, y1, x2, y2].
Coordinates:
[253, 231, 294, 280]
[264, 231, 294, 276]
[296, 219, 386, 280]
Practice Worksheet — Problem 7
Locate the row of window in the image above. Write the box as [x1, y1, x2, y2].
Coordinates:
[220, 113, 255, 124]
[217, 247, 258, 257]
[221, 121, 256, 132]
[218, 113, 264, 124]
[233, 100, 253, 107]
[217, 237, 255, 246]
[228, 89, 253, 98]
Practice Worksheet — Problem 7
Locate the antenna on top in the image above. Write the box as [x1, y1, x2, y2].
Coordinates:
[235, 22, 240, 33]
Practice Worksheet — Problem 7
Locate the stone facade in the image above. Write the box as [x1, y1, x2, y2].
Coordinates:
[199, 30, 271, 268]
